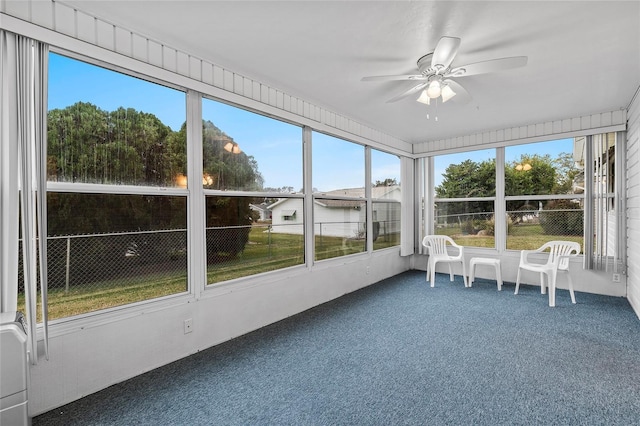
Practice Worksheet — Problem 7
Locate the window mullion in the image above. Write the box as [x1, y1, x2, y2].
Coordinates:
[187, 90, 205, 297]
[495, 147, 506, 252]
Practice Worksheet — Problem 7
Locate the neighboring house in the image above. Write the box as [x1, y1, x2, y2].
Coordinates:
[270, 186, 400, 238]
[249, 202, 272, 221]
[269, 198, 305, 235]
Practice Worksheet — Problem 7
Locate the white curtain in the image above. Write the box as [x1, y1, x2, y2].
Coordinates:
[0, 30, 49, 364]
[0, 31, 20, 314]
[400, 156, 415, 256]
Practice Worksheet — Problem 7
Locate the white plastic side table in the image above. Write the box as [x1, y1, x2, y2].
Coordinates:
[468, 257, 503, 291]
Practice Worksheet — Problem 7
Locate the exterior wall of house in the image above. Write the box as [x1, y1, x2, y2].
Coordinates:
[314, 204, 363, 239]
[626, 89, 640, 318]
[270, 198, 304, 235]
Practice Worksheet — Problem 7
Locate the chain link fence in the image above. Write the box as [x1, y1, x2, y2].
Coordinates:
[46, 229, 187, 293]
[434, 200, 584, 250]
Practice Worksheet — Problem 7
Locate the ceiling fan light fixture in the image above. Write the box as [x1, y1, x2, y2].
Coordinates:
[416, 89, 431, 105]
[426, 80, 442, 98]
[441, 85, 456, 103]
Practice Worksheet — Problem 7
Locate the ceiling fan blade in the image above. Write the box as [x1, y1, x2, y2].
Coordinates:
[449, 56, 528, 77]
[443, 79, 472, 104]
[361, 74, 426, 82]
[431, 36, 461, 71]
[386, 82, 428, 103]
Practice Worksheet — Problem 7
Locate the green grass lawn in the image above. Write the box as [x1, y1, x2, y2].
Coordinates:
[438, 223, 583, 251]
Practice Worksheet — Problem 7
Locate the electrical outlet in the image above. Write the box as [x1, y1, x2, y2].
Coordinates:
[612, 273, 621, 283]
[184, 318, 193, 334]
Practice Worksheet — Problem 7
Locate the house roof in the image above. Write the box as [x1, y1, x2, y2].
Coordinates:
[270, 186, 399, 209]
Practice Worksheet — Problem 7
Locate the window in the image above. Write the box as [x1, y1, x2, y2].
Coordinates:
[202, 99, 304, 284]
[47, 53, 186, 186]
[371, 149, 401, 249]
[505, 139, 583, 251]
[579, 133, 620, 269]
[282, 210, 296, 221]
[312, 132, 366, 260]
[426, 135, 620, 267]
[28, 52, 189, 320]
[433, 149, 496, 248]
[201, 100, 302, 192]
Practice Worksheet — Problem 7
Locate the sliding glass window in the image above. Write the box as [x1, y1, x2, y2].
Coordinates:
[202, 99, 304, 284]
[33, 52, 188, 321]
[371, 149, 401, 250]
[312, 132, 366, 260]
[433, 149, 496, 248]
[505, 139, 583, 251]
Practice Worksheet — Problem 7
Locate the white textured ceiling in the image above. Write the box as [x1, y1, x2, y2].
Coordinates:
[62, 1, 640, 145]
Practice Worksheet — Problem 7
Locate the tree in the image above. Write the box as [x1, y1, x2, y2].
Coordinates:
[46, 104, 265, 268]
[435, 159, 496, 226]
[374, 178, 398, 187]
[436, 159, 495, 198]
[552, 152, 580, 194]
[505, 154, 557, 197]
[202, 120, 263, 191]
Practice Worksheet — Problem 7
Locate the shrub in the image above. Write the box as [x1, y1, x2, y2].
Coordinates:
[483, 214, 513, 236]
[539, 200, 583, 235]
[461, 219, 475, 234]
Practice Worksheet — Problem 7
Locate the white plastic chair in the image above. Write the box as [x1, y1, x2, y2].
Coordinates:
[514, 240, 580, 307]
[422, 235, 467, 288]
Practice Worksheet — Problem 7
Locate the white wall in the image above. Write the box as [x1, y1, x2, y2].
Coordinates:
[626, 88, 640, 317]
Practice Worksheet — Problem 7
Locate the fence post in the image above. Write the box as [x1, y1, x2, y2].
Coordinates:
[268, 225, 272, 258]
[65, 237, 71, 293]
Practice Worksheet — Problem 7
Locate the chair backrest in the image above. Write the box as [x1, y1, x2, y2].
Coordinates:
[539, 240, 581, 270]
[422, 235, 457, 255]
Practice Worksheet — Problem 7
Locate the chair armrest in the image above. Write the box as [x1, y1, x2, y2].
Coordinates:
[520, 248, 542, 263]
[449, 242, 464, 259]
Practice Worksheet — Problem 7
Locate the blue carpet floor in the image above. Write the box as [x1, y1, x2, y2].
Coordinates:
[33, 271, 640, 425]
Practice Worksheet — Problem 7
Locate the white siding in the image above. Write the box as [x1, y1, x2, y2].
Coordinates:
[414, 111, 627, 155]
[626, 89, 640, 318]
[314, 204, 363, 239]
[270, 199, 304, 235]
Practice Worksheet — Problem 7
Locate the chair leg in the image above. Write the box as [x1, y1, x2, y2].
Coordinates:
[426, 259, 430, 283]
[461, 261, 468, 287]
[495, 263, 502, 291]
[429, 260, 437, 288]
[567, 274, 576, 304]
[469, 261, 475, 288]
[515, 268, 521, 295]
[540, 272, 546, 294]
[548, 271, 557, 307]
[448, 264, 454, 282]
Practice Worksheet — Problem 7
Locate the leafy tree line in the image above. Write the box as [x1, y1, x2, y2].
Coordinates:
[46, 102, 264, 280]
[47, 102, 262, 234]
[436, 153, 582, 235]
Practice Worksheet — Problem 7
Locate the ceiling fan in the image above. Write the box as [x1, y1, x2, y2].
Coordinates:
[362, 36, 527, 106]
